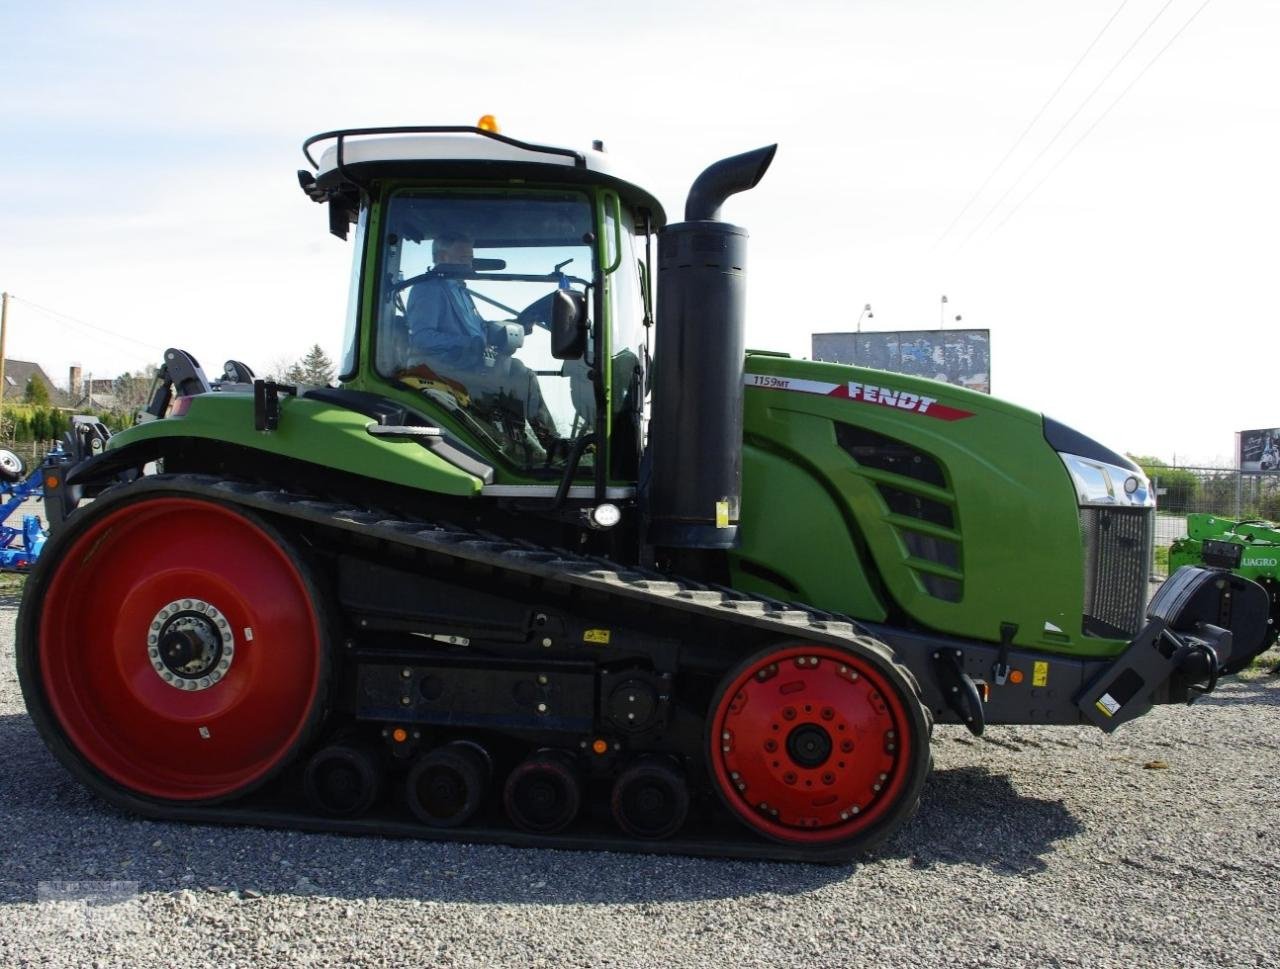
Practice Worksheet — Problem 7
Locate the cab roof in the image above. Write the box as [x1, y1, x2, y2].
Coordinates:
[305, 127, 666, 229]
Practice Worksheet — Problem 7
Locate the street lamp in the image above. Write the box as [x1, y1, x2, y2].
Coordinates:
[856, 303, 873, 333]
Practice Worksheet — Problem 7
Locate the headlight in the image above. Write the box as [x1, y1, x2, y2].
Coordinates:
[1059, 452, 1154, 508]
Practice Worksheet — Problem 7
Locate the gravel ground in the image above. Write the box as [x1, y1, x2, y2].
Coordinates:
[0, 593, 1277, 969]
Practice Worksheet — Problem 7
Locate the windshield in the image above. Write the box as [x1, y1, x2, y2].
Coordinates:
[375, 189, 596, 469]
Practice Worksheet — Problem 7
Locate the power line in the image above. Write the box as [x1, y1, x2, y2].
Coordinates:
[934, 0, 1132, 248]
[9, 295, 165, 355]
[988, 0, 1214, 237]
[956, 0, 1179, 250]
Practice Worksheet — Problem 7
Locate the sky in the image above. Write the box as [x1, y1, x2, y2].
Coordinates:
[1, 0, 1276, 465]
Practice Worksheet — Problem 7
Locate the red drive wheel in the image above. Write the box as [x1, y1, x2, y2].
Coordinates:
[25, 494, 328, 803]
[707, 642, 929, 852]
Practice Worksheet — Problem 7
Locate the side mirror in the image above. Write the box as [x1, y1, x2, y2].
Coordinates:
[550, 290, 589, 360]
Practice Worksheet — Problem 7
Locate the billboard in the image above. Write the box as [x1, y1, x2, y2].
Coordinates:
[811, 328, 991, 394]
[1238, 427, 1280, 471]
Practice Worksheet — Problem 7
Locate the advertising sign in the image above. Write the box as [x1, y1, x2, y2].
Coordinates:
[1238, 427, 1280, 471]
[811, 328, 991, 394]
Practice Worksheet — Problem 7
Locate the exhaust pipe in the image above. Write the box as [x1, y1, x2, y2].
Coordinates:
[647, 145, 777, 551]
[684, 145, 777, 221]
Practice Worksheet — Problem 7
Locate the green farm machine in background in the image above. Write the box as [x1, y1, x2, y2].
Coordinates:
[14, 124, 1274, 861]
[1172, 515, 1280, 657]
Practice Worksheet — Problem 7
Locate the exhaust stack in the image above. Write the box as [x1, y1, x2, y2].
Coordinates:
[647, 145, 776, 550]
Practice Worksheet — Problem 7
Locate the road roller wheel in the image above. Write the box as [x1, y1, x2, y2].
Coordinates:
[18, 492, 329, 805]
[706, 641, 930, 854]
[503, 749, 582, 834]
[406, 741, 491, 828]
[304, 742, 383, 817]
[611, 756, 689, 840]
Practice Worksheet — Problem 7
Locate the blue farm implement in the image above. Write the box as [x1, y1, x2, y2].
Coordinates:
[0, 447, 52, 572]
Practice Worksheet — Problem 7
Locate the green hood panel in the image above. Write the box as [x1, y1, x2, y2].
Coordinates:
[109, 393, 483, 497]
[739, 355, 1115, 657]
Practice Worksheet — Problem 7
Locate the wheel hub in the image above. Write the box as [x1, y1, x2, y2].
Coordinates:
[710, 646, 911, 843]
[147, 599, 235, 691]
[786, 723, 832, 768]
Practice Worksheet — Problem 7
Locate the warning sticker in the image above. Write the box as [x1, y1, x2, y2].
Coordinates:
[1032, 661, 1049, 687]
[715, 500, 730, 528]
[583, 629, 611, 645]
[1095, 693, 1121, 717]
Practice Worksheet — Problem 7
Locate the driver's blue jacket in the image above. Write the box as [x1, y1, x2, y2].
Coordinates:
[406, 265, 487, 370]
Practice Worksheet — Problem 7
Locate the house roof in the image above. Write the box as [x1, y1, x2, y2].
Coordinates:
[1, 359, 59, 401]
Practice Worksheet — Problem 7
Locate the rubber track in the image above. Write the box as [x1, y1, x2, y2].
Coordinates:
[50, 473, 935, 861]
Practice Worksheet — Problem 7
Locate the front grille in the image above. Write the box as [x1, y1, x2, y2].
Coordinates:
[1080, 507, 1151, 638]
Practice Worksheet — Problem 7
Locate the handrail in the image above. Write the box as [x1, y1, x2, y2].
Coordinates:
[302, 126, 586, 171]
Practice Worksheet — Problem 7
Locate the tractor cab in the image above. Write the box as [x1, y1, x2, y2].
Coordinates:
[302, 125, 665, 488]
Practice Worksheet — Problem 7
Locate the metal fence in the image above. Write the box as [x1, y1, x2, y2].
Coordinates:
[1149, 466, 1280, 578]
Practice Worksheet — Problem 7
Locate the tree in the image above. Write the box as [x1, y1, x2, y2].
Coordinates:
[113, 368, 158, 414]
[284, 344, 336, 387]
[1128, 454, 1200, 514]
[24, 375, 51, 406]
[30, 407, 50, 442]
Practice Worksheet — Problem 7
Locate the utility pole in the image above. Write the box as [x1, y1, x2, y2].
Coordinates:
[940, 294, 948, 329]
[0, 292, 9, 408]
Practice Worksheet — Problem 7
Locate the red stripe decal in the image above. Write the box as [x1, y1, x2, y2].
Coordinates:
[745, 374, 975, 421]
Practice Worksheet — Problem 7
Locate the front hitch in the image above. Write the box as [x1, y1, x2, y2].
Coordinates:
[1075, 566, 1270, 731]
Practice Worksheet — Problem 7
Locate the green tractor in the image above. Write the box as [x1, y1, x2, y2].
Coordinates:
[15, 125, 1273, 861]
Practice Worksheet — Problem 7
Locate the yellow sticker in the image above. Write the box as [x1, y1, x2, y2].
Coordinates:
[1032, 661, 1049, 687]
[715, 500, 730, 528]
[584, 629, 611, 645]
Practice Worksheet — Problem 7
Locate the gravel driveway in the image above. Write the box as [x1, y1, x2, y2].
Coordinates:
[1, 592, 1277, 968]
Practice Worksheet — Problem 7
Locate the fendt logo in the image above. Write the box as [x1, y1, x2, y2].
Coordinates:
[847, 382, 937, 415]
[745, 374, 976, 422]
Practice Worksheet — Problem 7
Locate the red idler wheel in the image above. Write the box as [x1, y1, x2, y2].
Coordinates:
[28, 494, 328, 803]
[707, 642, 929, 849]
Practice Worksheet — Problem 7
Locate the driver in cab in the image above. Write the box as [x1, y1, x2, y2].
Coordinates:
[405, 230, 556, 449]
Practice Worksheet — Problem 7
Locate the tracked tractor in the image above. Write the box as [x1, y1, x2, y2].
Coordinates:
[16, 125, 1273, 861]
